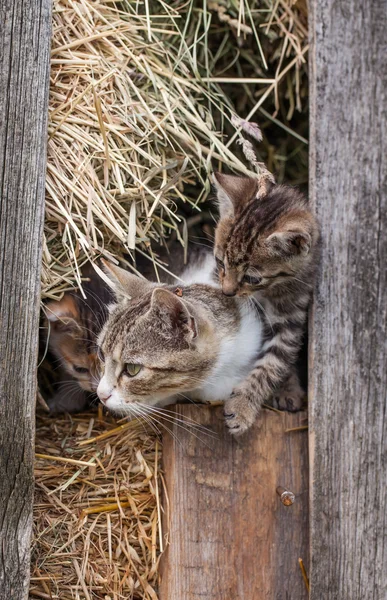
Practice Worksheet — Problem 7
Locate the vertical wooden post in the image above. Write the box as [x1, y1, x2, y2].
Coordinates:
[309, 1, 387, 597]
[0, 1, 51, 598]
[160, 405, 309, 599]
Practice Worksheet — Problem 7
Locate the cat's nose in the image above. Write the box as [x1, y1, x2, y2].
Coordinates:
[97, 379, 113, 404]
[222, 276, 238, 297]
[223, 288, 236, 297]
[98, 392, 111, 404]
[222, 281, 237, 296]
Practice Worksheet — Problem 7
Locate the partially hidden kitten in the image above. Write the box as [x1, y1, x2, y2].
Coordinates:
[96, 258, 263, 417]
[44, 264, 113, 413]
[213, 173, 320, 434]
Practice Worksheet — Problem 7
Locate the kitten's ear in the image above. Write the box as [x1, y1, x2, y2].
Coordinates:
[101, 259, 149, 302]
[265, 231, 311, 256]
[151, 288, 197, 340]
[45, 295, 81, 334]
[212, 173, 259, 217]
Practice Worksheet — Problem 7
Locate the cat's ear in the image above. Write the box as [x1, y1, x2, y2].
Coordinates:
[101, 259, 149, 302]
[45, 295, 82, 334]
[151, 288, 197, 340]
[212, 173, 259, 217]
[265, 231, 311, 257]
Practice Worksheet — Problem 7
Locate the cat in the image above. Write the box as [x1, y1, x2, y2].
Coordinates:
[212, 172, 320, 434]
[44, 264, 113, 413]
[43, 248, 216, 414]
[95, 258, 264, 419]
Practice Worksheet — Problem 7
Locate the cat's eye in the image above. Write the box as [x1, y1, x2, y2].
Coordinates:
[125, 363, 142, 377]
[216, 257, 225, 270]
[242, 274, 262, 286]
[73, 365, 89, 374]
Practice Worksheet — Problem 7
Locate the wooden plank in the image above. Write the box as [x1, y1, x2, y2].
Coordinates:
[0, 1, 52, 598]
[160, 405, 309, 600]
[309, 1, 387, 598]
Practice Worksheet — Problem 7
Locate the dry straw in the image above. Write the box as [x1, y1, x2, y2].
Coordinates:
[43, 0, 308, 300]
[44, 0, 253, 299]
[32, 411, 164, 600]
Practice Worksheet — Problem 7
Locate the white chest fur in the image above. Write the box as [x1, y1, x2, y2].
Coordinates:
[190, 301, 263, 402]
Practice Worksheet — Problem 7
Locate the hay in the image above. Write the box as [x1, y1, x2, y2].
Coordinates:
[31, 411, 163, 600]
[44, 0, 253, 299]
[43, 0, 308, 300]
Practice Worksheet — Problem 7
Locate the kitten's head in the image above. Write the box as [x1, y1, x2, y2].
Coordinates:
[213, 173, 319, 297]
[45, 294, 103, 392]
[96, 263, 217, 415]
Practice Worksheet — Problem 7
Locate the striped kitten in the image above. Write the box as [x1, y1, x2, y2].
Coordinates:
[96, 259, 263, 416]
[44, 265, 113, 413]
[213, 173, 320, 434]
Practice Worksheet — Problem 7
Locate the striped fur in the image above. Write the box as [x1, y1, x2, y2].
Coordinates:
[213, 173, 320, 434]
[96, 260, 263, 416]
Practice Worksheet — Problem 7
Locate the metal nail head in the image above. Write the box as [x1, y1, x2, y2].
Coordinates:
[276, 486, 295, 506]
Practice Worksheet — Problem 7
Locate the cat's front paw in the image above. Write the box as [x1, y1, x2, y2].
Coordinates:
[272, 375, 306, 412]
[223, 391, 258, 435]
[272, 390, 305, 412]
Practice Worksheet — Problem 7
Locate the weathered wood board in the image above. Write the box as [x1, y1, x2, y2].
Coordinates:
[309, 1, 387, 598]
[0, 1, 52, 598]
[160, 405, 309, 600]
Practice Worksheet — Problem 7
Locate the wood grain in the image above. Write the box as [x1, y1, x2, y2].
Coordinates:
[160, 405, 309, 600]
[0, 1, 51, 598]
[309, 1, 387, 598]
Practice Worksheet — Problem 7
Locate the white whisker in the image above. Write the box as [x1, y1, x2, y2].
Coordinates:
[250, 297, 274, 333]
[135, 404, 183, 449]
[143, 405, 216, 443]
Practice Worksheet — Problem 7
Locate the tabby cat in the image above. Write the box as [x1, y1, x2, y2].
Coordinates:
[43, 248, 211, 414]
[213, 173, 319, 434]
[96, 259, 263, 417]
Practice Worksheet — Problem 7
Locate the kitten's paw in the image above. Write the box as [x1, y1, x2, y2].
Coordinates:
[223, 392, 258, 435]
[272, 383, 306, 412]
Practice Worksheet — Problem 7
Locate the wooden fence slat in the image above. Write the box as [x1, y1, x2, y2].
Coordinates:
[309, 1, 387, 598]
[0, 1, 52, 598]
[160, 405, 309, 600]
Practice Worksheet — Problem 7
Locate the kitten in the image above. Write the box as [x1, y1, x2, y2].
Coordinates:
[213, 173, 319, 434]
[44, 264, 113, 413]
[43, 247, 211, 414]
[95, 259, 263, 417]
